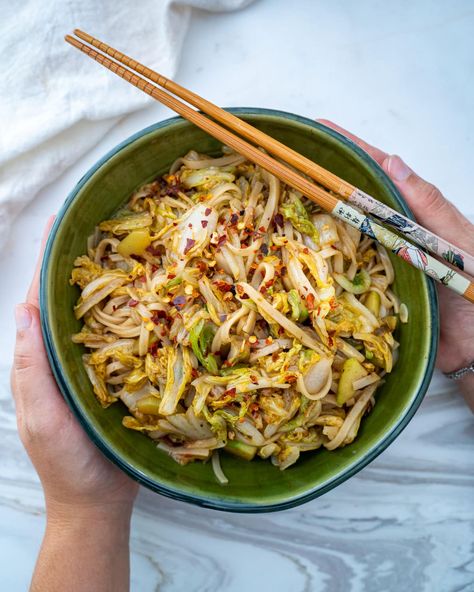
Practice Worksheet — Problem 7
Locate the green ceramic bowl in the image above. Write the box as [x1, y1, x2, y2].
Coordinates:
[40, 109, 438, 512]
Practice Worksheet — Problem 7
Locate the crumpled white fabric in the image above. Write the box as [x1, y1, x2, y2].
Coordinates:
[0, 0, 253, 247]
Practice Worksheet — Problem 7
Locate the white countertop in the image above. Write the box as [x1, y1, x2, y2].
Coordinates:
[1, 1, 473, 590]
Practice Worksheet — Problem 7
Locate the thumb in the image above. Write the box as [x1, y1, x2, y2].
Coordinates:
[13, 303, 65, 414]
[382, 155, 474, 252]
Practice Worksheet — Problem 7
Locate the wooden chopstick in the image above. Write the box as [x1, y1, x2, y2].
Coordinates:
[65, 32, 474, 304]
[73, 28, 474, 279]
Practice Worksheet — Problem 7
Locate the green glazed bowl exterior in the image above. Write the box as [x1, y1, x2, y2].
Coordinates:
[40, 109, 438, 512]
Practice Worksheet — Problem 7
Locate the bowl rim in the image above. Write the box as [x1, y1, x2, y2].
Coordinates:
[40, 107, 438, 513]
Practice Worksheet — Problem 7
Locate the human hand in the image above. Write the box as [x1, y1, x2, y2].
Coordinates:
[11, 218, 139, 521]
[319, 121, 474, 411]
[12, 218, 139, 591]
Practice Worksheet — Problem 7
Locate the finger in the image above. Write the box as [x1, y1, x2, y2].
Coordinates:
[317, 119, 388, 165]
[381, 155, 474, 252]
[26, 215, 56, 308]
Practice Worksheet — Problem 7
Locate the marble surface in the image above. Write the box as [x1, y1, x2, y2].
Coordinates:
[1, 1, 473, 590]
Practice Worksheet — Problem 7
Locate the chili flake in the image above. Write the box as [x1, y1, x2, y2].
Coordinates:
[184, 238, 196, 254]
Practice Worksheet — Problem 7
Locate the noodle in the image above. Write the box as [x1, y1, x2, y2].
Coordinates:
[70, 148, 403, 477]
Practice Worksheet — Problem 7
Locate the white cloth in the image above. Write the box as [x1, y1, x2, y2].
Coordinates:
[0, 0, 252, 247]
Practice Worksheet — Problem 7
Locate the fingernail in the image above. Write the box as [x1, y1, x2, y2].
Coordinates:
[15, 304, 32, 331]
[388, 155, 413, 182]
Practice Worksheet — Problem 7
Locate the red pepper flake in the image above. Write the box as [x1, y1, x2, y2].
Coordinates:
[167, 273, 176, 279]
[188, 223, 193, 229]
[216, 235, 227, 248]
[191, 368, 200, 379]
[196, 260, 207, 272]
[303, 247, 309, 254]
[146, 244, 165, 256]
[250, 375, 259, 384]
[259, 226, 266, 233]
[151, 264, 159, 273]
[172, 295, 186, 310]
[151, 310, 168, 324]
[184, 238, 196, 254]
[148, 342, 159, 355]
[306, 293, 316, 311]
[274, 213, 284, 228]
[138, 275, 146, 282]
[223, 387, 237, 398]
[214, 280, 233, 293]
[285, 374, 297, 384]
[201, 220, 208, 228]
[128, 299, 138, 307]
[205, 207, 212, 216]
[236, 285, 245, 296]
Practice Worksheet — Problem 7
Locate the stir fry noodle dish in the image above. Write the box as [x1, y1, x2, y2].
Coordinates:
[70, 147, 406, 483]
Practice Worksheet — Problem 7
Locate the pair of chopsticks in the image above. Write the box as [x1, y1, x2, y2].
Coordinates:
[65, 30, 474, 304]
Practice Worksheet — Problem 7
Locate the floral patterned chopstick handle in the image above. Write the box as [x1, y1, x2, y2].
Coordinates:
[348, 189, 474, 276]
[332, 200, 472, 299]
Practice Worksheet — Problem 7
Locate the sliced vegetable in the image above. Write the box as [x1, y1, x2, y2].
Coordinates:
[334, 269, 371, 294]
[365, 291, 381, 316]
[136, 395, 161, 415]
[224, 439, 257, 461]
[337, 357, 368, 406]
[288, 289, 309, 322]
[181, 166, 235, 189]
[312, 214, 339, 247]
[219, 365, 249, 376]
[189, 319, 220, 374]
[99, 211, 152, 235]
[227, 336, 250, 365]
[70, 256, 103, 289]
[280, 196, 319, 241]
[117, 229, 152, 257]
[164, 277, 183, 290]
[159, 346, 192, 415]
